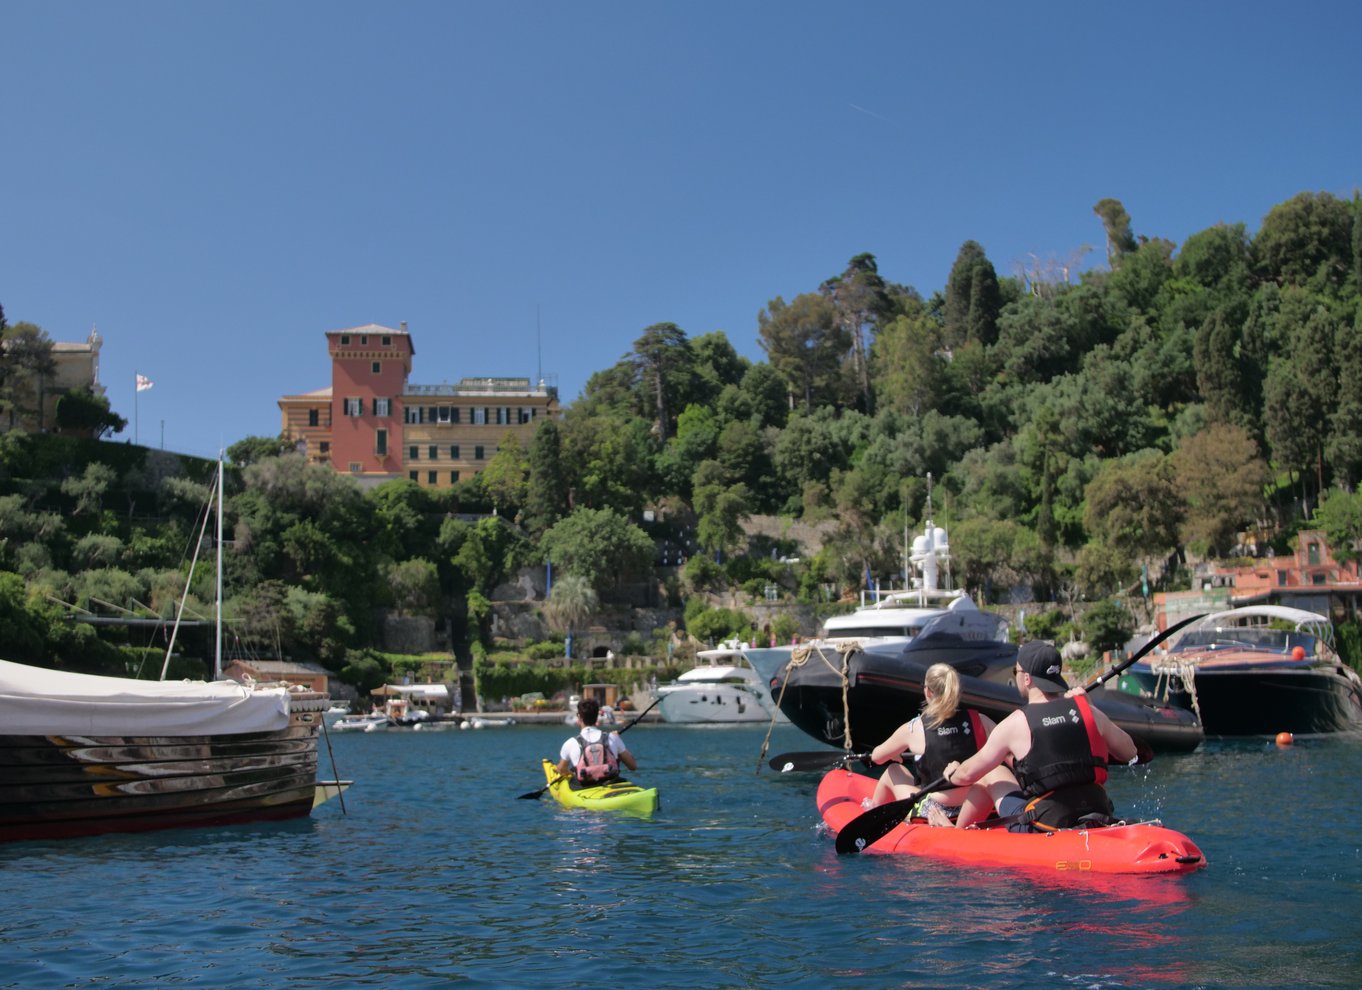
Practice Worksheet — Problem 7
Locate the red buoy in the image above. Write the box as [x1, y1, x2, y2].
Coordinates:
[1276, 731, 1294, 748]
[1292, 646, 1307, 661]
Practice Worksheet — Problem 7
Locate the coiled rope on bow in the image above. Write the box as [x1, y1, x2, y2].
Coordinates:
[755, 639, 865, 771]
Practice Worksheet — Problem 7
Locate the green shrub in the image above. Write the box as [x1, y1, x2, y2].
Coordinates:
[685, 605, 753, 645]
[1023, 609, 1068, 642]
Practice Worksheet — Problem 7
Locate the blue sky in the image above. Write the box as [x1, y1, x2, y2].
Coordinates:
[3, 1, 1359, 459]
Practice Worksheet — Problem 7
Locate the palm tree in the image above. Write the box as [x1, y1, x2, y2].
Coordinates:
[545, 574, 598, 660]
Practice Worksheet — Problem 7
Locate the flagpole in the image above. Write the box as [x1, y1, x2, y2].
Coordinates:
[134, 371, 140, 445]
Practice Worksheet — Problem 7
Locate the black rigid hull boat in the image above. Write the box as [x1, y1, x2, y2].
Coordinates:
[769, 638, 1204, 754]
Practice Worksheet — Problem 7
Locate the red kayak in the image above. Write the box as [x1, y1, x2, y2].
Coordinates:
[818, 768, 1206, 875]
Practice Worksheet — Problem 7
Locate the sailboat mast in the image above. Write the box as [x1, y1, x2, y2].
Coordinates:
[215, 456, 224, 681]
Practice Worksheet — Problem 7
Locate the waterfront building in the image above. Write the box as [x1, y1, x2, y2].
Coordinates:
[1155, 530, 1362, 628]
[278, 323, 558, 488]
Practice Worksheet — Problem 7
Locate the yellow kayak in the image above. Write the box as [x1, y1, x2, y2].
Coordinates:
[540, 759, 658, 816]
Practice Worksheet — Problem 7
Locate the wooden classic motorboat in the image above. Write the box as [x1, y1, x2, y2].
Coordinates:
[1120, 605, 1362, 736]
[0, 659, 327, 842]
[0, 457, 337, 843]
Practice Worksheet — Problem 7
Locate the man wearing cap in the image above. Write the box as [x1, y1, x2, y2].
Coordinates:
[941, 640, 1139, 831]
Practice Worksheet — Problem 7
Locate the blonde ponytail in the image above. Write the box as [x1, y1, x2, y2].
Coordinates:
[920, 663, 961, 729]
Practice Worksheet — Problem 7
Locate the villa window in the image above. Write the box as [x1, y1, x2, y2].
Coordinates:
[474, 407, 487, 425]
[344, 398, 362, 416]
[428, 445, 438, 460]
[409, 446, 419, 461]
[372, 361, 381, 374]
[450, 471, 460, 483]
[308, 409, 319, 427]
[409, 471, 418, 482]
[376, 429, 387, 455]
[340, 335, 350, 345]
[405, 406, 422, 424]
[428, 471, 437, 485]
[475, 445, 485, 460]
[382, 335, 392, 346]
[374, 398, 391, 416]
[450, 445, 460, 459]
[438, 406, 451, 424]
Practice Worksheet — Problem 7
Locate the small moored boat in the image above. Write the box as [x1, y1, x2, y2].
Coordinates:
[330, 712, 392, 733]
[817, 768, 1205, 875]
[540, 759, 658, 816]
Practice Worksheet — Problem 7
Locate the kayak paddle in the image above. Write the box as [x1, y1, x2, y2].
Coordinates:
[1072, 612, 1205, 763]
[834, 775, 949, 855]
[1080, 612, 1205, 692]
[515, 695, 663, 800]
[768, 750, 871, 774]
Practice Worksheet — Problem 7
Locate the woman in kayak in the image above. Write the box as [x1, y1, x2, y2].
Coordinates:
[864, 662, 1020, 825]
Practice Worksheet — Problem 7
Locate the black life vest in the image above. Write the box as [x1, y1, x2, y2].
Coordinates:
[916, 708, 988, 784]
[1014, 694, 1109, 797]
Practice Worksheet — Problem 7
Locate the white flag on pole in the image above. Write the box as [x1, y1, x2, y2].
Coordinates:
[136, 373, 154, 392]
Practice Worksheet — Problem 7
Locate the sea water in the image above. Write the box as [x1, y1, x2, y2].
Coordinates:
[2, 724, 1361, 990]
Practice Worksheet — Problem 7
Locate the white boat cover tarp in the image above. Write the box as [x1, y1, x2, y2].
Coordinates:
[0, 658, 291, 736]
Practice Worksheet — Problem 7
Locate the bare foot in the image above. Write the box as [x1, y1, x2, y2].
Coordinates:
[925, 803, 954, 828]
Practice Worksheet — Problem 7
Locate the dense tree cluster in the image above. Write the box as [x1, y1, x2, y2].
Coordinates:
[4, 190, 1362, 681]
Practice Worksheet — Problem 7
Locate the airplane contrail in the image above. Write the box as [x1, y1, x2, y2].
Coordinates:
[849, 103, 890, 122]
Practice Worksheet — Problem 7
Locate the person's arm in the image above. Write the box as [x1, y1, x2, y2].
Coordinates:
[945, 711, 1024, 786]
[610, 732, 638, 771]
[1093, 706, 1137, 764]
[869, 718, 921, 765]
[557, 739, 575, 777]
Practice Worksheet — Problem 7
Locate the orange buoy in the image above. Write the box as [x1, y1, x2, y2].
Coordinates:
[1292, 646, 1307, 661]
[1276, 731, 1294, 747]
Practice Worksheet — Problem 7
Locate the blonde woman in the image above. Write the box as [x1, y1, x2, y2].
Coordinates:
[864, 663, 1019, 826]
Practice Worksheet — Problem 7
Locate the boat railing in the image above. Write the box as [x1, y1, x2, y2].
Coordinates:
[858, 587, 964, 609]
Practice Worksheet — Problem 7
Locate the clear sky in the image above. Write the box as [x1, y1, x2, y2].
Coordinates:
[3, 1, 1359, 459]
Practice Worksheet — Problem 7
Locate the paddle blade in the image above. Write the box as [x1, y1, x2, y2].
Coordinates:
[834, 776, 947, 855]
[769, 751, 869, 774]
[516, 786, 548, 800]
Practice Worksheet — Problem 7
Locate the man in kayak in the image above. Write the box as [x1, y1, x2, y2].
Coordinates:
[864, 663, 1019, 824]
[557, 697, 637, 785]
[941, 640, 1138, 831]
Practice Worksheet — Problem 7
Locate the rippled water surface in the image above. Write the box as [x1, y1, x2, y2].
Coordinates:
[3, 723, 1361, 989]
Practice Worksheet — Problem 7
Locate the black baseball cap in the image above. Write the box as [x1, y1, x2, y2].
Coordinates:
[1017, 640, 1068, 692]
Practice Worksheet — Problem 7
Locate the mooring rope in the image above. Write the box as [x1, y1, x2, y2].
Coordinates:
[1153, 658, 1204, 727]
[755, 639, 864, 770]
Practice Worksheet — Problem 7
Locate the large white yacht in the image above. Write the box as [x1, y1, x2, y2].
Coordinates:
[744, 517, 1008, 687]
[655, 641, 789, 724]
